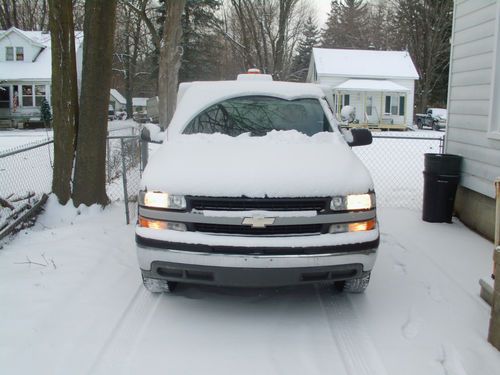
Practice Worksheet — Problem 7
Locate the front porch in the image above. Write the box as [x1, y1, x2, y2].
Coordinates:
[333, 79, 412, 131]
[0, 82, 48, 128]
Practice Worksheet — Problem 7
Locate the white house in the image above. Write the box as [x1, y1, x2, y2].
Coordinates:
[110, 89, 126, 111]
[0, 27, 83, 128]
[445, 0, 500, 241]
[307, 48, 419, 129]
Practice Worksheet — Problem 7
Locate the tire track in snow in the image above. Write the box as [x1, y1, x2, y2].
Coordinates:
[87, 284, 162, 374]
[316, 286, 389, 375]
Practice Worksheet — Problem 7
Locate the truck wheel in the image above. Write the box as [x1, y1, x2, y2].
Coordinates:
[416, 119, 423, 129]
[342, 271, 371, 293]
[432, 122, 440, 131]
[142, 276, 177, 293]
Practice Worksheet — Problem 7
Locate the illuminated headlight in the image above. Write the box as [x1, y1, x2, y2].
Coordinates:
[330, 193, 375, 211]
[139, 191, 186, 210]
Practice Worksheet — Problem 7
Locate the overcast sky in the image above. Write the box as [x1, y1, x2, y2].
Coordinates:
[312, 0, 331, 28]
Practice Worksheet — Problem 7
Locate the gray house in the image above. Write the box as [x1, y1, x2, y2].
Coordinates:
[446, 0, 500, 240]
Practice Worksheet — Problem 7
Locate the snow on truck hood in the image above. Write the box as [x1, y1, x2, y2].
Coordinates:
[141, 130, 373, 198]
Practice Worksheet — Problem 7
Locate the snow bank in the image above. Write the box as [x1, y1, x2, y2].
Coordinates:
[142, 130, 373, 197]
[143, 123, 165, 142]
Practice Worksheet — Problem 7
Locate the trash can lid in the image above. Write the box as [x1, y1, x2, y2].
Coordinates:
[424, 153, 462, 175]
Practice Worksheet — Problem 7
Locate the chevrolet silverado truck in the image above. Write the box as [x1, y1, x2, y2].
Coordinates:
[136, 73, 378, 293]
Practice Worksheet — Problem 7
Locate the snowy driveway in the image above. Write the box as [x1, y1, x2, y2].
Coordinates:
[1, 200, 499, 375]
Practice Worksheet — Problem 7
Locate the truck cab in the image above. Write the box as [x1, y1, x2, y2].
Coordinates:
[136, 74, 378, 293]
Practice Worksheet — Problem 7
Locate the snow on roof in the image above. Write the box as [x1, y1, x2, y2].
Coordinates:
[334, 79, 411, 92]
[0, 28, 83, 81]
[312, 48, 419, 80]
[132, 97, 148, 107]
[110, 89, 126, 104]
[168, 80, 326, 137]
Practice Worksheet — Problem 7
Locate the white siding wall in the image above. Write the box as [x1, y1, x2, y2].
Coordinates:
[0, 32, 41, 62]
[446, 0, 500, 198]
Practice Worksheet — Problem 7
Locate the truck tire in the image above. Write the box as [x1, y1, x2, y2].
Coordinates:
[142, 276, 177, 293]
[343, 271, 371, 293]
[432, 122, 440, 131]
[416, 119, 423, 129]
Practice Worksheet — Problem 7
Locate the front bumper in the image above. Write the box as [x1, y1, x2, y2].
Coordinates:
[136, 235, 379, 287]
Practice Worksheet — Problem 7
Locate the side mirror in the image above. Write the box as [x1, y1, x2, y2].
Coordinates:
[347, 128, 372, 147]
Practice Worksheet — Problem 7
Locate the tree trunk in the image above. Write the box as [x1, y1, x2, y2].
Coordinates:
[158, 0, 186, 129]
[72, 0, 117, 206]
[48, 0, 78, 204]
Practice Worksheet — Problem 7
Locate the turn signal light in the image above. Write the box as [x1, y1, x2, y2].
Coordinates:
[139, 217, 167, 230]
[348, 218, 376, 232]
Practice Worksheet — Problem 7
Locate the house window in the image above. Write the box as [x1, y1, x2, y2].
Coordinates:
[399, 96, 405, 116]
[343, 94, 350, 106]
[35, 85, 46, 106]
[16, 47, 24, 61]
[385, 95, 402, 115]
[0, 86, 9, 108]
[22, 85, 33, 106]
[5, 47, 13, 61]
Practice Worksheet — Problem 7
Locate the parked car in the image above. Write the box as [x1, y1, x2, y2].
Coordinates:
[415, 108, 447, 131]
[136, 73, 379, 294]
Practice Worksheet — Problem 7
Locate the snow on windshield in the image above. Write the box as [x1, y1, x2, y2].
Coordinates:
[183, 96, 331, 137]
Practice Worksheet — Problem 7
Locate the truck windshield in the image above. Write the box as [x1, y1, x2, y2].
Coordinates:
[183, 96, 331, 136]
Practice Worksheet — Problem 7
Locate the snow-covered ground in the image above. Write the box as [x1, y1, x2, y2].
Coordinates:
[0, 197, 498, 374]
[0, 128, 53, 152]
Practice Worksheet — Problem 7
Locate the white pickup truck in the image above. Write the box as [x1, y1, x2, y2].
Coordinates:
[136, 73, 378, 293]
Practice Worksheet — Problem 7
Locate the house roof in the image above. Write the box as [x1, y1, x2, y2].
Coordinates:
[132, 97, 148, 107]
[334, 79, 411, 92]
[312, 48, 419, 80]
[110, 89, 126, 104]
[0, 27, 83, 81]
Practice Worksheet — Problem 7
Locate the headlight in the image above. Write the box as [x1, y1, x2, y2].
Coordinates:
[330, 193, 375, 211]
[139, 191, 186, 210]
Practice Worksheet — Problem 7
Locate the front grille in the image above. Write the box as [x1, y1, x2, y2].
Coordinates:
[192, 223, 324, 235]
[187, 197, 330, 212]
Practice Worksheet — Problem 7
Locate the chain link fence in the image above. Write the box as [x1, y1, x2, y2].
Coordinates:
[354, 134, 444, 210]
[0, 132, 445, 229]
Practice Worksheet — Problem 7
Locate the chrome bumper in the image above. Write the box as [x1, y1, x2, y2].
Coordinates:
[137, 243, 378, 271]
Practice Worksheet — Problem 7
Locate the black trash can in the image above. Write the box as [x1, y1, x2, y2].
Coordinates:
[422, 153, 462, 223]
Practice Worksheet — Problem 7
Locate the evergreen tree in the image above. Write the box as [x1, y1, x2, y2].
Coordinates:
[291, 16, 319, 82]
[40, 98, 52, 127]
[322, 0, 369, 49]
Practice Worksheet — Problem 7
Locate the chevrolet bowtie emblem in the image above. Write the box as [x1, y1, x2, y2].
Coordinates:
[242, 217, 276, 228]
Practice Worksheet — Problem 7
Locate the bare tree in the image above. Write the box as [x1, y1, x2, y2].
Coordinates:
[72, 0, 118, 206]
[226, 0, 311, 80]
[0, 0, 51, 30]
[391, 0, 453, 111]
[158, 0, 186, 128]
[113, 1, 149, 117]
[48, 0, 79, 204]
